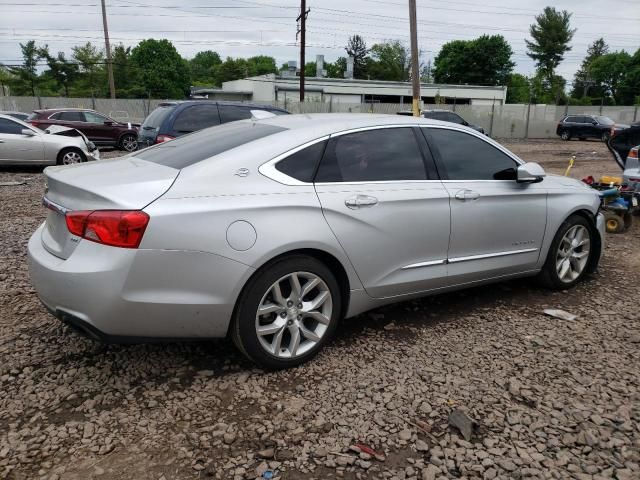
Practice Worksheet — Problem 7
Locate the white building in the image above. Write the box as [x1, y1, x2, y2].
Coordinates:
[192, 73, 507, 106]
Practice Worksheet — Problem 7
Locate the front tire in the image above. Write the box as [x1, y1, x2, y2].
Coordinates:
[230, 255, 342, 369]
[601, 132, 610, 142]
[560, 130, 571, 141]
[538, 215, 593, 289]
[57, 148, 86, 165]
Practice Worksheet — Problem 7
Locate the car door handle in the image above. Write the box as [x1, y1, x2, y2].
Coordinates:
[345, 194, 378, 209]
[454, 189, 480, 201]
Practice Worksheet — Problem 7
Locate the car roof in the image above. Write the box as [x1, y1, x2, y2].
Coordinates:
[423, 109, 459, 113]
[157, 100, 288, 112]
[34, 108, 98, 114]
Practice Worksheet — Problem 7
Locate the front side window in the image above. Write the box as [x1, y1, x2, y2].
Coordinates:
[424, 128, 518, 180]
[595, 116, 614, 126]
[0, 118, 23, 135]
[84, 112, 108, 123]
[315, 127, 427, 183]
[173, 104, 220, 133]
[275, 140, 326, 182]
[59, 111, 85, 122]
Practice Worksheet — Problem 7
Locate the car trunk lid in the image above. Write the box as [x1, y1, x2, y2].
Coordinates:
[41, 157, 178, 259]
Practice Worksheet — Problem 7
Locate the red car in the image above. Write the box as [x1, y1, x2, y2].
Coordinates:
[27, 108, 140, 152]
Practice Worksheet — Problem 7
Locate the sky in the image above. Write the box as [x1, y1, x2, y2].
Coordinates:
[1, 0, 639, 86]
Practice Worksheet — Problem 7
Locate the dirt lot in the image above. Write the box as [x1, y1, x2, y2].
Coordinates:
[1, 138, 638, 480]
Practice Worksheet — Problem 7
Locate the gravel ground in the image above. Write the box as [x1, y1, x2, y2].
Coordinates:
[1, 139, 639, 480]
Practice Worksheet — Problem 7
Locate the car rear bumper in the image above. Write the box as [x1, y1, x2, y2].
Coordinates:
[28, 224, 253, 340]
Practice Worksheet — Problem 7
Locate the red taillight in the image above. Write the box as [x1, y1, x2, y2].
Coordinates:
[155, 134, 175, 144]
[629, 148, 638, 159]
[65, 210, 149, 248]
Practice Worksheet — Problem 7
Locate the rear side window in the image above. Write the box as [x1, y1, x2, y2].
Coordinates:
[275, 141, 326, 182]
[135, 121, 286, 169]
[219, 105, 252, 123]
[172, 104, 220, 133]
[0, 117, 23, 134]
[565, 116, 580, 123]
[59, 111, 85, 122]
[84, 111, 108, 123]
[315, 127, 427, 182]
[142, 106, 173, 132]
[424, 128, 517, 180]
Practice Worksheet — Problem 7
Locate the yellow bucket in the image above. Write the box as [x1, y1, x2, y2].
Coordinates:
[600, 176, 623, 185]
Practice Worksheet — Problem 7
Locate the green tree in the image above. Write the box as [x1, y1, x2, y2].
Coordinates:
[111, 44, 143, 98]
[189, 50, 221, 84]
[216, 57, 249, 85]
[433, 35, 514, 85]
[571, 38, 608, 98]
[367, 41, 408, 81]
[130, 39, 190, 98]
[506, 73, 530, 103]
[43, 50, 78, 97]
[325, 57, 346, 78]
[589, 51, 632, 103]
[526, 7, 575, 91]
[246, 55, 277, 77]
[304, 61, 316, 78]
[8, 41, 46, 96]
[618, 48, 640, 104]
[72, 42, 105, 96]
[0, 65, 14, 95]
[345, 35, 368, 78]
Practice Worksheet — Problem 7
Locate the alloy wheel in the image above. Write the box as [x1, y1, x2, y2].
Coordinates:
[121, 135, 138, 152]
[255, 271, 332, 359]
[555, 225, 590, 283]
[62, 151, 83, 165]
[561, 131, 570, 140]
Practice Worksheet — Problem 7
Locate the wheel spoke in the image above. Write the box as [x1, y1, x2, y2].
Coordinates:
[271, 282, 286, 307]
[289, 273, 302, 301]
[299, 324, 321, 342]
[559, 259, 571, 280]
[257, 319, 285, 337]
[306, 290, 329, 311]
[258, 303, 281, 316]
[271, 328, 285, 354]
[572, 250, 589, 260]
[304, 310, 330, 325]
[301, 277, 320, 298]
[288, 327, 301, 357]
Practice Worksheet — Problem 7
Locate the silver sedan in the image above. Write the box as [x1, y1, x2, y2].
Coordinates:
[28, 114, 605, 368]
[0, 114, 99, 165]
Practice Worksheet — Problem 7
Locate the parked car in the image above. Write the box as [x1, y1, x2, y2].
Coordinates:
[28, 114, 605, 369]
[398, 109, 485, 134]
[0, 114, 99, 165]
[556, 114, 629, 142]
[607, 124, 640, 169]
[137, 100, 288, 147]
[0, 111, 30, 121]
[26, 108, 140, 152]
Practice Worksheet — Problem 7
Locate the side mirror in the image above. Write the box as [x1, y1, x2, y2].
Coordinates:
[517, 162, 546, 183]
[21, 128, 36, 136]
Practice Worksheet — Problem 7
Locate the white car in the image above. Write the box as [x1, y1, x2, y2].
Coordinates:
[0, 114, 99, 165]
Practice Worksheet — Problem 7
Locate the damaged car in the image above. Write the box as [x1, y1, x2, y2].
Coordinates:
[0, 114, 99, 166]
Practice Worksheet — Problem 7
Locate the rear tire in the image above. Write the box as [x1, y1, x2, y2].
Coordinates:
[537, 215, 593, 289]
[57, 148, 86, 165]
[230, 255, 342, 369]
[560, 130, 571, 141]
[119, 133, 138, 152]
[604, 212, 625, 233]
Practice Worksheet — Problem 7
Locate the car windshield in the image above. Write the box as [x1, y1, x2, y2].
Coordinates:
[595, 116, 615, 125]
[135, 121, 287, 169]
[142, 106, 173, 131]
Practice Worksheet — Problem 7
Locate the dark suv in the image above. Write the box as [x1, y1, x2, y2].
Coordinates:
[138, 101, 288, 147]
[556, 114, 629, 142]
[27, 108, 140, 152]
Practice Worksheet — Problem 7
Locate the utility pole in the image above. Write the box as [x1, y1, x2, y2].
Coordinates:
[408, 0, 420, 117]
[297, 0, 309, 102]
[101, 0, 116, 99]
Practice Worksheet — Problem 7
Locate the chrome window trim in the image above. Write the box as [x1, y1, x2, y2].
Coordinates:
[329, 123, 418, 137]
[402, 259, 446, 270]
[448, 247, 538, 264]
[419, 124, 525, 166]
[258, 135, 330, 186]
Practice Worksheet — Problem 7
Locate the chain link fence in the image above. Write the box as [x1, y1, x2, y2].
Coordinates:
[2, 95, 638, 139]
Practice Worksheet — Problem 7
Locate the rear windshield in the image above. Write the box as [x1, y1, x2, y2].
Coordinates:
[142, 105, 174, 131]
[135, 121, 287, 169]
[595, 116, 614, 126]
[27, 112, 39, 121]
